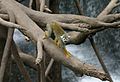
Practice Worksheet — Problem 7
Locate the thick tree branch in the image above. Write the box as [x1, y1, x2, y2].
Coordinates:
[0, 9, 15, 82]
[14, 1, 120, 28]
[1, 3, 120, 30]
[0, 0, 109, 80]
[43, 39, 109, 80]
[0, 2, 120, 44]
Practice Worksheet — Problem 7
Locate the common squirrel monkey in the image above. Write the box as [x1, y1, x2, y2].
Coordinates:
[44, 21, 71, 58]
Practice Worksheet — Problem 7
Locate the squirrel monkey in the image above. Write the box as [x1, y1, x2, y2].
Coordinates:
[44, 21, 71, 58]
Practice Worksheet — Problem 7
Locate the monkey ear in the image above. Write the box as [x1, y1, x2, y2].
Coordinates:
[46, 23, 51, 28]
[60, 35, 64, 39]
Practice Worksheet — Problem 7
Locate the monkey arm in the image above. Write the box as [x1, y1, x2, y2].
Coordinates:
[46, 23, 53, 37]
[43, 23, 53, 39]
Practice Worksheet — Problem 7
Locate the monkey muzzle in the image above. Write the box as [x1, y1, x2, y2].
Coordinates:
[60, 34, 70, 44]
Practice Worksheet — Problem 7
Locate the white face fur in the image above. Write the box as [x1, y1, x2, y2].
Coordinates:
[60, 34, 70, 44]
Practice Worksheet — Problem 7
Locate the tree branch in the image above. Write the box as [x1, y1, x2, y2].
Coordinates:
[1, 2, 120, 30]
[14, 1, 120, 28]
[36, 39, 43, 64]
[0, 0, 109, 80]
[11, 42, 33, 82]
[0, 17, 23, 29]
[45, 58, 54, 77]
[40, 0, 45, 12]
[29, 0, 33, 8]
[43, 39, 109, 80]
[98, 0, 120, 17]
[0, 8, 15, 82]
[18, 52, 37, 70]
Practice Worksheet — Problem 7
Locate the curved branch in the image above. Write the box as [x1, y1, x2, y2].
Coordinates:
[1, 1, 120, 30]
[43, 39, 109, 81]
[97, 14, 120, 22]
[0, 17, 23, 29]
[98, 0, 120, 17]
[14, 1, 120, 28]
[0, 0, 109, 80]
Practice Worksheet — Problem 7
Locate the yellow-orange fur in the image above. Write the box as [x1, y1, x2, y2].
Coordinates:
[44, 22, 71, 58]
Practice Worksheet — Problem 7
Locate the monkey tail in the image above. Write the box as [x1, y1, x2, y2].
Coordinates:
[64, 48, 71, 58]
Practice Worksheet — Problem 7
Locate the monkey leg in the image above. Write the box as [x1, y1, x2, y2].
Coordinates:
[55, 40, 64, 48]
[54, 38, 60, 46]
[54, 38, 58, 44]
[43, 31, 47, 39]
[43, 31, 49, 39]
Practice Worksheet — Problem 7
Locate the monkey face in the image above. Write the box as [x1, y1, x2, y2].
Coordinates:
[60, 34, 70, 44]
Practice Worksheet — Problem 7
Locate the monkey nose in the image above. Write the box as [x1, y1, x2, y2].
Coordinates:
[64, 40, 67, 43]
